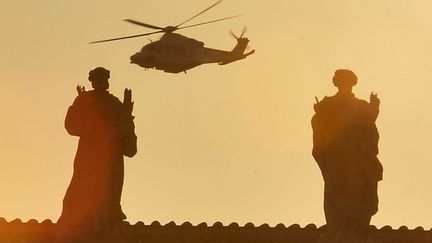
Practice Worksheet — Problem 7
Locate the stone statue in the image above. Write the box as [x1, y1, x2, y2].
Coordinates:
[311, 69, 383, 243]
[57, 67, 137, 242]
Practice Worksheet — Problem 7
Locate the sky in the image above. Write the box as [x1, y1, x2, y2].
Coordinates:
[1, 0, 432, 229]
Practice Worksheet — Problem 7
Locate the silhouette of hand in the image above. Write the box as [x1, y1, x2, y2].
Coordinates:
[76, 85, 86, 95]
[123, 88, 134, 115]
[314, 96, 320, 112]
[370, 92, 380, 107]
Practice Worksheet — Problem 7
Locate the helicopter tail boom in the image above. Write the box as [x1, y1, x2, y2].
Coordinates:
[217, 37, 255, 65]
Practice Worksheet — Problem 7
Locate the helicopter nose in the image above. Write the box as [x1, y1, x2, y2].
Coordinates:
[130, 53, 140, 64]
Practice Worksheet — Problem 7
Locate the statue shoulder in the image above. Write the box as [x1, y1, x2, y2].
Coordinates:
[107, 93, 122, 106]
[314, 96, 334, 112]
[112, 93, 122, 103]
[320, 95, 334, 103]
[356, 98, 369, 105]
[97, 92, 123, 112]
[90, 91, 121, 104]
[356, 98, 377, 110]
[72, 91, 92, 106]
[354, 97, 380, 121]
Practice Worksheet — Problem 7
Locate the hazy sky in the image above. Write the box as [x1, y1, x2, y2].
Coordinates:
[1, 0, 432, 229]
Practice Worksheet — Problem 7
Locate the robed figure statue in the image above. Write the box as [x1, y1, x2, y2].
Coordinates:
[57, 67, 137, 242]
[312, 69, 383, 243]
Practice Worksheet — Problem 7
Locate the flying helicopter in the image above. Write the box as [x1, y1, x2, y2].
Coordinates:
[90, 0, 255, 73]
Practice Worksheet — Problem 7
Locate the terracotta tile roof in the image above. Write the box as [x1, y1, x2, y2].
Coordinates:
[1, 217, 432, 243]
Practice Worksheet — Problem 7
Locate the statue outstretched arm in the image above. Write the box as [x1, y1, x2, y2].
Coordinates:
[123, 88, 134, 116]
[122, 88, 137, 157]
[65, 102, 83, 136]
[369, 92, 380, 121]
[311, 114, 327, 177]
[65, 86, 89, 136]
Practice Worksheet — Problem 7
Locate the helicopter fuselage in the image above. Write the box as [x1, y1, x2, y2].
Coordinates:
[130, 33, 254, 73]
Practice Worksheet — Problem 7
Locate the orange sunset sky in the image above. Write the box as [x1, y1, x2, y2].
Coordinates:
[1, 0, 432, 229]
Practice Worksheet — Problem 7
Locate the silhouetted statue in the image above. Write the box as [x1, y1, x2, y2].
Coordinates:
[312, 69, 383, 243]
[57, 67, 137, 242]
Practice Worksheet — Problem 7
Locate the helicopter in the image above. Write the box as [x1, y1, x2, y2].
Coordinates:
[90, 0, 255, 73]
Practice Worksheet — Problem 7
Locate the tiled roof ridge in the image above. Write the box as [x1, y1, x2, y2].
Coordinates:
[2, 217, 432, 243]
[1, 217, 432, 231]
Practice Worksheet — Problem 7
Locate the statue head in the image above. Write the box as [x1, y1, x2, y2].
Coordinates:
[88, 67, 110, 91]
[332, 69, 357, 91]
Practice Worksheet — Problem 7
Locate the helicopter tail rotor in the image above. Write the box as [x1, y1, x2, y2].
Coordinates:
[230, 26, 247, 40]
[229, 26, 253, 55]
[229, 30, 238, 40]
[240, 26, 247, 38]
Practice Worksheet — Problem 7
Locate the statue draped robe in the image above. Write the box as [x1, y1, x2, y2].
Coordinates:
[58, 90, 137, 240]
[312, 93, 383, 240]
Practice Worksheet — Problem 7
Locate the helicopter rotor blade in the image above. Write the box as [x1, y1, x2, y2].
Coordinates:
[89, 30, 165, 44]
[124, 19, 164, 30]
[178, 15, 242, 31]
[175, 0, 222, 28]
